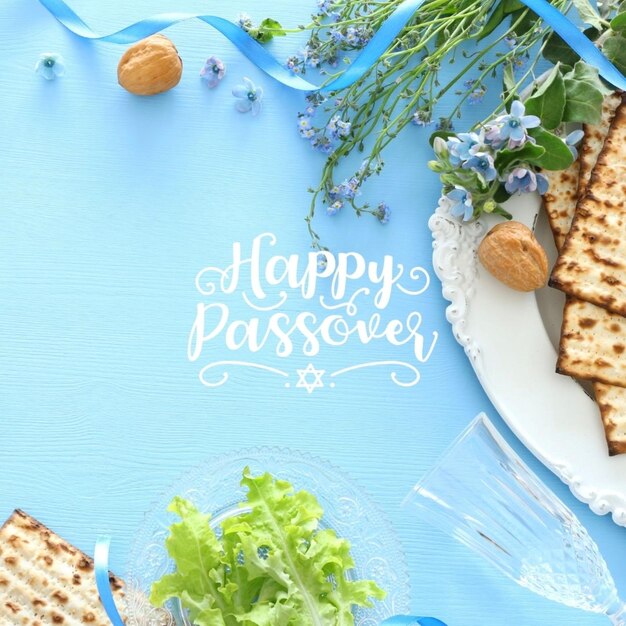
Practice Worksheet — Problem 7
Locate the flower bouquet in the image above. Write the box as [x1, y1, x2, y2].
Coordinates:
[280, 0, 626, 246]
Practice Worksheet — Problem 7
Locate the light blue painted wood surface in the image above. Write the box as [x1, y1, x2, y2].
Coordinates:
[1, 1, 625, 624]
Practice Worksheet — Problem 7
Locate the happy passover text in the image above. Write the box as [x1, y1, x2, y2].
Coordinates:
[188, 233, 437, 365]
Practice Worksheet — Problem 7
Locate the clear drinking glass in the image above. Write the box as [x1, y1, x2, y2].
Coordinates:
[404, 413, 626, 625]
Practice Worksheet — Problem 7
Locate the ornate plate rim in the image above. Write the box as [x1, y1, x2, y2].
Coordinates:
[428, 194, 626, 527]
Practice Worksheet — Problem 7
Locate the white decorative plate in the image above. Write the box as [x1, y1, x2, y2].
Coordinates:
[124, 447, 410, 625]
[429, 193, 626, 526]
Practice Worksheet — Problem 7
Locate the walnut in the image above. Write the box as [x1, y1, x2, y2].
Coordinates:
[478, 221, 548, 291]
[117, 35, 182, 96]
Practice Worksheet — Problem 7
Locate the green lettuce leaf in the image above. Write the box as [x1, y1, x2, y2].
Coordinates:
[150, 497, 234, 626]
[149, 470, 386, 626]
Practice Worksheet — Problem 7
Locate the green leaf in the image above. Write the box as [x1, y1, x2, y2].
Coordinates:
[495, 143, 546, 171]
[493, 184, 512, 203]
[503, 0, 524, 12]
[151, 472, 386, 626]
[528, 128, 575, 170]
[543, 27, 600, 67]
[563, 60, 614, 95]
[543, 32, 581, 66]
[502, 63, 516, 102]
[563, 76, 604, 124]
[524, 64, 566, 129]
[603, 32, 626, 76]
[477, 1, 506, 41]
[234, 470, 385, 622]
[509, 7, 537, 37]
[429, 130, 455, 146]
[493, 205, 513, 219]
[610, 12, 626, 31]
[572, 0, 603, 29]
[252, 18, 286, 43]
[150, 497, 228, 626]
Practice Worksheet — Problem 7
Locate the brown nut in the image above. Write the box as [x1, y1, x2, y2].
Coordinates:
[478, 221, 548, 292]
[117, 35, 182, 96]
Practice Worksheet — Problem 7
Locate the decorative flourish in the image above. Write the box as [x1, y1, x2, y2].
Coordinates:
[198, 361, 288, 387]
[35, 52, 65, 80]
[196, 360, 424, 391]
[232, 77, 263, 115]
[330, 361, 421, 387]
[199, 55, 225, 88]
[319, 287, 370, 314]
[396, 266, 431, 297]
[241, 290, 288, 311]
[296, 363, 326, 394]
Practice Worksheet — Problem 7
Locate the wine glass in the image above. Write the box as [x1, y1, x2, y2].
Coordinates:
[404, 413, 626, 624]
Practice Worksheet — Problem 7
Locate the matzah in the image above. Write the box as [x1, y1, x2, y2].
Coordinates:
[544, 94, 626, 454]
[595, 382, 626, 455]
[542, 95, 621, 251]
[577, 92, 622, 197]
[0, 509, 126, 625]
[550, 96, 626, 315]
[557, 297, 626, 386]
[543, 161, 580, 250]
[553, 95, 626, 390]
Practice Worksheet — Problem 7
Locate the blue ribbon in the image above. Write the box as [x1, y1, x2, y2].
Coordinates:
[513, 0, 626, 90]
[38, 0, 626, 92]
[38, 0, 429, 92]
[380, 617, 448, 625]
[94, 537, 126, 626]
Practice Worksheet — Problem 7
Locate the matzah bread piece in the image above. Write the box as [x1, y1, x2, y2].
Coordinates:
[544, 94, 626, 455]
[543, 161, 580, 250]
[542, 94, 621, 251]
[550, 96, 626, 315]
[595, 382, 626, 455]
[0, 509, 126, 625]
[557, 297, 626, 386]
[578, 92, 622, 197]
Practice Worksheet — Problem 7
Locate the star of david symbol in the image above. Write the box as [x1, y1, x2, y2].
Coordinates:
[295, 363, 325, 394]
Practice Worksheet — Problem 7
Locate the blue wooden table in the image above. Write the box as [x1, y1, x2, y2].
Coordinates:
[1, 1, 624, 624]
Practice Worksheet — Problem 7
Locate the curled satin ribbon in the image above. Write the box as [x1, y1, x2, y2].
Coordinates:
[94, 537, 126, 626]
[380, 617, 448, 625]
[38, 0, 429, 93]
[94, 537, 446, 626]
[38, 0, 626, 92]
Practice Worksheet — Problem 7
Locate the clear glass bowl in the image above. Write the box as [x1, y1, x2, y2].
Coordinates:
[124, 447, 410, 626]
